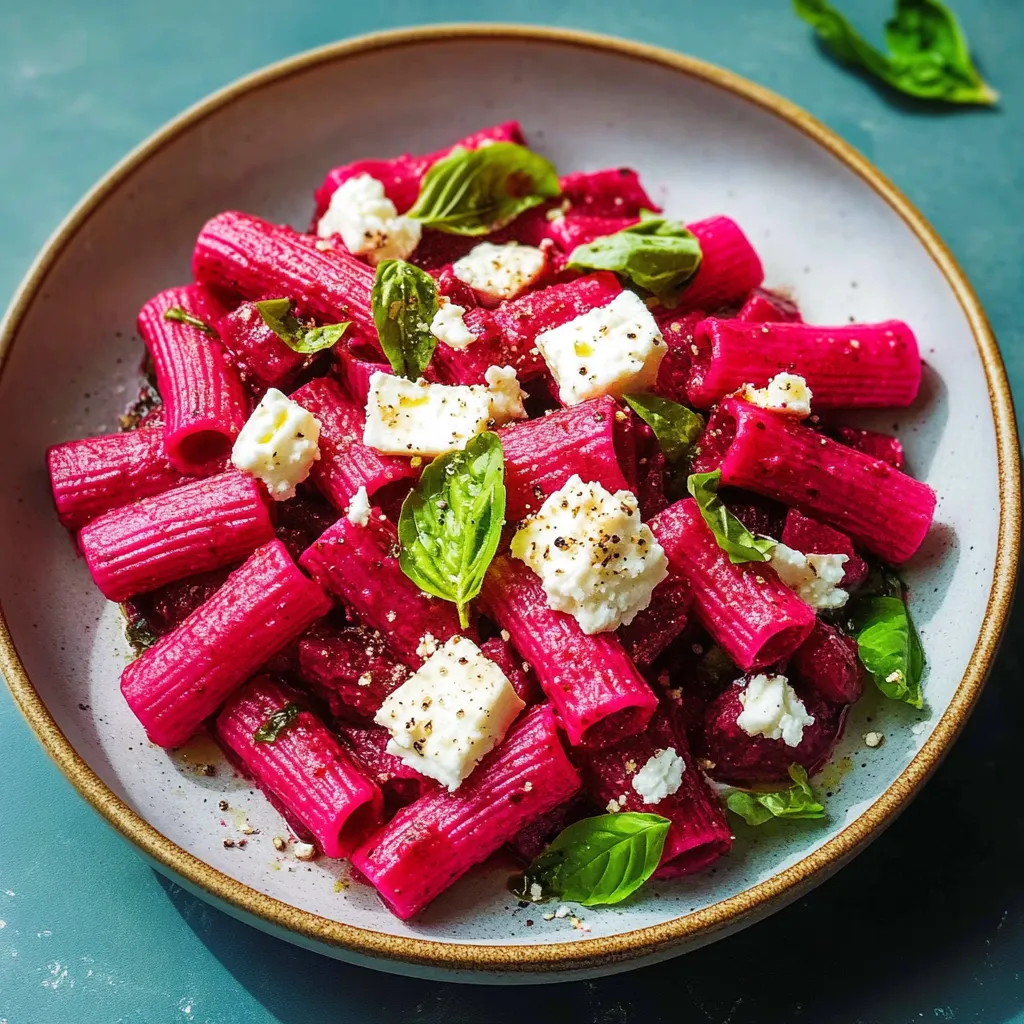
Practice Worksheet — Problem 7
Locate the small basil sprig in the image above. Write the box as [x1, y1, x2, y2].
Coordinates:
[567, 211, 703, 304]
[726, 765, 827, 826]
[794, 0, 997, 105]
[847, 572, 924, 708]
[515, 813, 670, 907]
[124, 613, 159, 657]
[163, 306, 215, 334]
[687, 469, 775, 564]
[254, 703, 301, 743]
[398, 431, 505, 629]
[407, 142, 560, 236]
[371, 260, 440, 380]
[623, 393, 704, 490]
[254, 298, 350, 355]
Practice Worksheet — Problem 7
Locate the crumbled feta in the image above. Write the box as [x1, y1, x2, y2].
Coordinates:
[631, 748, 685, 804]
[769, 542, 849, 610]
[484, 364, 527, 423]
[293, 842, 316, 861]
[554, 904, 571, 919]
[736, 673, 815, 748]
[374, 636, 526, 791]
[534, 290, 666, 406]
[605, 797, 622, 814]
[510, 475, 669, 634]
[452, 241, 546, 301]
[346, 485, 371, 527]
[363, 369, 525, 456]
[415, 632, 439, 660]
[231, 388, 321, 500]
[316, 173, 421, 264]
[864, 731, 885, 748]
[430, 296, 476, 349]
[529, 882, 543, 900]
[740, 372, 813, 418]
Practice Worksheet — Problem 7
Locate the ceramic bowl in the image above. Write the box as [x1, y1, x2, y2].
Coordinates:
[0, 25, 1018, 984]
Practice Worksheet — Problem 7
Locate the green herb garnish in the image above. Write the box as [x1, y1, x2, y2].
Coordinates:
[687, 469, 775, 564]
[794, 0, 997, 105]
[623, 393, 704, 490]
[254, 703, 301, 743]
[515, 813, 671, 907]
[397, 431, 505, 629]
[567, 211, 703, 305]
[370, 260, 440, 380]
[726, 765, 827, 826]
[163, 306, 215, 334]
[254, 298, 349, 355]
[407, 142, 560, 236]
[847, 572, 924, 708]
[124, 613, 159, 657]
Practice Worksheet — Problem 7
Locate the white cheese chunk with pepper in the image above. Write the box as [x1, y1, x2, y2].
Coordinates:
[374, 636, 526, 791]
[534, 290, 666, 406]
[362, 368, 526, 456]
[510, 474, 669, 634]
[740, 372, 813, 418]
[769, 542, 849, 610]
[736, 673, 815, 747]
[430, 295, 476, 349]
[316, 173, 421, 264]
[230, 388, 320, 500]
[452, 241, 546, 301]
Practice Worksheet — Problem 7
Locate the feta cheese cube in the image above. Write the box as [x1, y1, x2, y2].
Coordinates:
[769, 542, 848, 610]
[231, 388, 320, 501]
[534, 291, 666, 406]
[316, 173, 421, 264]
[430, 296, 477, 350]
[363, 369, 525, 456]
[740, 372, 812, 418]
[346, 485, 371, 527]
[631, 748, 685, 804]
[374, 636, 526, 791]
[736, 673, 815, 747]
[452, 242, 546, 301]
[510, 475, 669, 634]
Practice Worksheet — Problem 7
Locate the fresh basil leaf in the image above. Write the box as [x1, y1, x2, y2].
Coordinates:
[567, 211, 703, 304]
[371, 260, 439, 380]
[407, 142, 560, 236]
[794, 0, 997, 105]
[726, 765, 827, 826]
[255, 298, 350, 355]
[623, 393, 704, 467]
[163, 306, 214, 334]
[516, 813, 670, 907]
[687, 469, 775, 564]
[848, 576, 924, 708]
[398, 431, 505, 628]
[254, 703, 300, 743]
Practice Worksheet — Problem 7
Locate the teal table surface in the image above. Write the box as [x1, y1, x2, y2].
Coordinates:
[1, 1, 1021, 1021]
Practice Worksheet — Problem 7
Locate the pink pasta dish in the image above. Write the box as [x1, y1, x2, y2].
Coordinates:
[47, 122, 934, 917]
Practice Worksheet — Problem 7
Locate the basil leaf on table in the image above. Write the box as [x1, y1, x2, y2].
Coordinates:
[726, 765, 827, 826]
[793, 0, 997, 105]
[847, 575, 925, 708]
[163, 306, 215, 334]
[515, 813, 671, 907]
[254, 703, 300, 743]
[254, 298, 350, 355]
[371, 260, 440, 380]
[567, 211, 703, 304]
[623, 393, 704, 471]
[687, 469, 775, 564]
[398, 431, 506, 629]
[407, 142, 560, 236]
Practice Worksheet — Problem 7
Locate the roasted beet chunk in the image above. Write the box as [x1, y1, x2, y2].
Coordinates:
[703, 681, 847, 785]
[791, 620, 864, 704]
[297, 625, 410, 721]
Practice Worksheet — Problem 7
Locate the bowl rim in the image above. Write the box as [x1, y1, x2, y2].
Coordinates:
[0, 23, 1019, 975]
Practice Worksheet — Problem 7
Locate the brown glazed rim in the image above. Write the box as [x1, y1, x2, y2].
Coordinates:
[0, 25, 1019, 975]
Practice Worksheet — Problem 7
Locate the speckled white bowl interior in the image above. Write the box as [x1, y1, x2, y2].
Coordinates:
[0, 28, 1013, 983]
